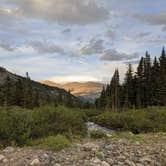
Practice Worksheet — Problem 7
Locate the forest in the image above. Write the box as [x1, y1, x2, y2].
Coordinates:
[96, 47, 166, 111]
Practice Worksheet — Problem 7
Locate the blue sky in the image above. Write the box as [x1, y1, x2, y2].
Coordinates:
[0, 0, 165, 83]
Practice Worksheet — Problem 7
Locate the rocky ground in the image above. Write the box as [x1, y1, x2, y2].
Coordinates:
[0, 133, 165, 166]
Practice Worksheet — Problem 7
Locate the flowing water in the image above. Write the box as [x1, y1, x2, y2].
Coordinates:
[86, 122, 114, 136]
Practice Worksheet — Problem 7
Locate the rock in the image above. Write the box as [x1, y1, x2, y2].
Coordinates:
[91, 157, 101, 164]
[0, 154, 5, 162]
[54, 164, 61, 166]
[140, 157, 152, 163]
[117, 155, 126, 162]
[101, 161, 110, 166]
[106, 158, 114, 165]
[136, 163, 143, 166]
[82, 143, 99, 152]
[3, 146, 15, 153]
[125, 159, 136, 166]
[41, 153, 49, 159]
[3, 158, 8, 163]
[105, 144, 114, 150]
[30, 158, 40, 165]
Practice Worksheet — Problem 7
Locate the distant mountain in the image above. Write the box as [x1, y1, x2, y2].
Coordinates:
[0, 67, 80, 106]
[40, 80, 104, 102]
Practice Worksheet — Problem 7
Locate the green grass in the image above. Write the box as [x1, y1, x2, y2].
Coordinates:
[27, 135, 71, 151]
[107, 132, 143, 142]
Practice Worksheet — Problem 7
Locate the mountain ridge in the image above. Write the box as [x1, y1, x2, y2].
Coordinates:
[40, 80, 104, 102]
[0, 67, 81, 106]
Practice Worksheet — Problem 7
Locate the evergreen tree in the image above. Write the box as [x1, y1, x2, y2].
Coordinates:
[158, 47, 166, 105]
[124, 64, 135, 108]
[151, 57, 160, 105]
[110, 69, 120, 111]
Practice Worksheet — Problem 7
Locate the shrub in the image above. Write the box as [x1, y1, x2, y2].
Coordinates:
[0, 106, 87, 146]
[91, 108, 166, 133]
[27, 135, 70, 151]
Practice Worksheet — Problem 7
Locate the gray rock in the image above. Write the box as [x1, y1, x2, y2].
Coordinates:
[41, 153, 49, 159]
[91, 157, 101, 164]
[117, 155, 126, 162]
[30, 158, 40, 165]
[125, 159, 136, 166]
[82, 143, 99, 152]
[105, 144, 114, 151]
[101, 161, 110, 166]
[3, 146, 15, 153]
[106, 158, 114, 165]
[140, 157, 152, 163]
[54, 164, 61, 166]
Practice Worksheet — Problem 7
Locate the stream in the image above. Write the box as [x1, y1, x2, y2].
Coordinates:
[86, 122, 114, 137]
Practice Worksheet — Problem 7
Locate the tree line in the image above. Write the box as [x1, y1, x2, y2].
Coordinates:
[0, 70, 79, 109]
[96, 47, 166, 111]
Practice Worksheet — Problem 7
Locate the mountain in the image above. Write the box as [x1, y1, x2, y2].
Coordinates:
[40, 80, 104, 102]
[0, 67, 80, 106]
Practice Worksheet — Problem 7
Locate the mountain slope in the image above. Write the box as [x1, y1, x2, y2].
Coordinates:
[40, 80, 104, 102]
[0, 67, 80, 106]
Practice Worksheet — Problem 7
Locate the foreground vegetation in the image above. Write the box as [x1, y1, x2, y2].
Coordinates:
[0, 105, 165, 151]
[90, 107, 166, 134]
[0, 106, 86, 146]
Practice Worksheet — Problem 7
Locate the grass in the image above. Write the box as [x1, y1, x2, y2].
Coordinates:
[107, 132, 143, 142]
[27, 135, 71, 151]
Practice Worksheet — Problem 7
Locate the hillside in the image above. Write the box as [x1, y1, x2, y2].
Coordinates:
[0, 67, 80, 106]
[40, 81, 104, 102]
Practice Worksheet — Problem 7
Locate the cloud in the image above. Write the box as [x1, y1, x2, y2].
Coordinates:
[135, 32, 151, 38]
[62, 28, 71, 34]
[28, 40, 64, 54]
[133, 12, 166, 26]
[79, 39, 104, 55]
[100, 49, 139, 61]
[0, 7, 22, 26]
[162, 26, 166, 31]
[0, 41, 16, 51]
[106, 29, 116, 39]
[2, 0, 109, 25]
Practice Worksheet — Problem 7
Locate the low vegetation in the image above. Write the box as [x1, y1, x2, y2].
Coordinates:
[27, 135, 71, 151]
[0, 106, 86, 146]
[90, 130, 106, 139]
[91, 108, 166, 134]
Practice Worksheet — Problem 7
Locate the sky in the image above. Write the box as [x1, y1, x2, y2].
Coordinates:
[0, 0, 165, 83]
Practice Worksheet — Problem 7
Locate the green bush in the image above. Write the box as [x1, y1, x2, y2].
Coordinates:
[90, 130, 106, 139]
[27, 135, 70, 151]
[0, 106, 87, 146]
[91, 108, 166, 133]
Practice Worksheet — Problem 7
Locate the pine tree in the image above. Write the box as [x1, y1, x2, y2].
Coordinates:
[124, 64, 135, 108]
[158, 47, 166, 105]
[3, 76, 14, 106]
[110, 69, 120, 111]
[99, 86, 107, 109]
[151, 57, 160, 105]
[15, 79, 24, 106]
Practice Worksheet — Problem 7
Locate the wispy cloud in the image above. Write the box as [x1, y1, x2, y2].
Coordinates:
[1, 0, 109, 25]
[100, 49, 139, 61]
